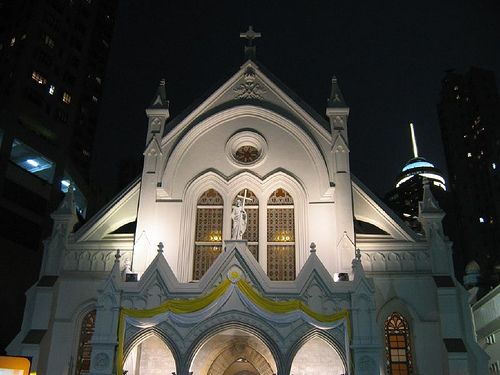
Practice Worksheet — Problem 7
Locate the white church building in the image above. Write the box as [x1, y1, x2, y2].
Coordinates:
[8, 30, 488, 375]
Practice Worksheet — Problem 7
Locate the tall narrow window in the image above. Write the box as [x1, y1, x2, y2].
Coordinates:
[267, 188, 295, 281]
[385, 312, 413, 375]
[233, 189, 258, 259]
[193, 189, 223, 280]
[76, 310, 96, 375]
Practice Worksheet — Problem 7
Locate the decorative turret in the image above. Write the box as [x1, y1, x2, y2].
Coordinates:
[418, 178, 445, 237]
[145, 79, 169, 146]
[40, 186, 78, 275]
[326, 76, 349, 143]
[326, 76, 355, 274]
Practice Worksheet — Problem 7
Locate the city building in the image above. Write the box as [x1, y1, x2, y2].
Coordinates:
[384, 123, 447, 232]
[7, 30, 487, 374]
[0, 0, 117, 352]
[438, 67, 500, 290]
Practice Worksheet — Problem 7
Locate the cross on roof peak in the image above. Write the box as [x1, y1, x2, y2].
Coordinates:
[240, 26, 262, 60]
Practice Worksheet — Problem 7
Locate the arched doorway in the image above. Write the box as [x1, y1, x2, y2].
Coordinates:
[290, 336, 345, 374]
[123, 334, 176, 375]
[190, 328, 277, 375]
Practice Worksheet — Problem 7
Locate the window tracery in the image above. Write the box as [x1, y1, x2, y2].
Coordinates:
[385, 312, 413, 375]
[193, 189, 224, 280]
[76, 309, 96, 375]
[267, 188, 295, 280]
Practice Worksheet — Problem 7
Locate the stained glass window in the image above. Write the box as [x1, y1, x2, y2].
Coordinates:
[385, 312, 413, 375]
[193, 189, 223, 280]
[267, 188, 295, 281]
[76, 309, 96, 375]
[233, 189, 258, 259]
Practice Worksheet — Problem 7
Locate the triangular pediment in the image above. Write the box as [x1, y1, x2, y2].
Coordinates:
[161, 60, 332, 148]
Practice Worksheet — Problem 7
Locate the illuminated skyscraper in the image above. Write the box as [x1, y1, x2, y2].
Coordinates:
[385, 123, 446, 232]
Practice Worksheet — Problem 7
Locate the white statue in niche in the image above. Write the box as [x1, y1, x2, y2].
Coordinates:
[231, 199, 247, 240]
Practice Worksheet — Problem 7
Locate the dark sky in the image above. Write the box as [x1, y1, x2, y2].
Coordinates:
[92, 0, 500, 199]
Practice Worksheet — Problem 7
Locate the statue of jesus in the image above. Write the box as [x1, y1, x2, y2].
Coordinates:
[231, 199, 247, 240]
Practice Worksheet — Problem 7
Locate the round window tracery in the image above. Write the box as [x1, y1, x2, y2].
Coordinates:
[234, 145, 260, 163]
[225, 131, 268, 167]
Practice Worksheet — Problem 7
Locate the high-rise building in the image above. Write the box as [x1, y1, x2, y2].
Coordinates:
[385, 123, 447, 232]
[438, 67, 500, 290]
[0, 0, 117, 352]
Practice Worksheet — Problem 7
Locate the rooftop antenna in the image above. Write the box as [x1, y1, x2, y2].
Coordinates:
[410, 122, 419, 158]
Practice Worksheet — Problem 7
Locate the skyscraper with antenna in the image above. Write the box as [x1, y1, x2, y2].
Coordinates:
[385, 123, 447, 231]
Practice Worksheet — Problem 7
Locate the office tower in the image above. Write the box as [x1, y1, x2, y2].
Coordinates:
[0, 0, 117, 352]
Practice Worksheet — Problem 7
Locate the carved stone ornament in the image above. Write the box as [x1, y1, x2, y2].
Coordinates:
[93, 352, 109, 370]
[233, 67, 266, 100]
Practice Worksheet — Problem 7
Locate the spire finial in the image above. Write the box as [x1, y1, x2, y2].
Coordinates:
[157, 242, 164, 254]
[240, 26, 261, 60]
[327, 75, 347, 108]
[310, 242, 317, 253]
[410, 122, 419, 158]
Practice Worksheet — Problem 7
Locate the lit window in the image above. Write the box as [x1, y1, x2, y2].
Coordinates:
[385, 312, 413, 375]
[479, 217, 485, 223]
[453, 85, 459, 91]
[10, 139, 55, 183]
[456, 94, 460, 100]
[92, 95, 98, 103]
[95, 76, 102, 84]
[193, 189, 223, 280]
[467, 152, 472, 158]
[31, 71, 47, 84]
[10, 37, 15, 46]
[44, 35, 55, 48]
[267, 188, 295, 281]
[21, 34, 27, 40]
[62, 92, 71, 104]
[493, 163, 497, 170]
[49, 85, 55, 95]
[75, 310, 96, 375]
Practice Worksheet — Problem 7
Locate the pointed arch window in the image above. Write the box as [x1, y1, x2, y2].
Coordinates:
[193, 189, 224, 280]
[267, 188, 295, 280]
[233, 189, 259, 259]
[76, 309, 96, 375]
[385, 312, 413, 375]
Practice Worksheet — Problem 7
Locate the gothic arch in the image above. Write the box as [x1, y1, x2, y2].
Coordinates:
[207, 342, 274, 375]
[160, 105, 331, 200]
[122, 328, 180, 375]
[184, 312, 283, 375]
[285, 330, 347, 375]
[177, 170, 309, 282]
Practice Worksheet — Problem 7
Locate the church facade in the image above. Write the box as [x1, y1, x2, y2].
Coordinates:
[8, 43, 487, 374]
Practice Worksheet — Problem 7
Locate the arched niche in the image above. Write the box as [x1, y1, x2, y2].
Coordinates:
[290, 336, 346, 375]
[190, 328, 277, 375]
[123, 334, 176, 375]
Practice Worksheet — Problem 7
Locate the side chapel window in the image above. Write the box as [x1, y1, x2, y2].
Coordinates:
[267, 188, 295, 280]
[385, 312, 413, 375]
[76, 309, 96, 375]
[233, 189, 259, 260]
[193, 189, 223, 280]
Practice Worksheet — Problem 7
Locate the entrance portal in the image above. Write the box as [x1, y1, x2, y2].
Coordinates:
[190, 328, 276, 375]
[123, 334, 176, 375]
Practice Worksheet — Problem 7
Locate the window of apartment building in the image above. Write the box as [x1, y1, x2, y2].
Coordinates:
[55, 108, 68, 123]
[62, 92, 71, 104]
[31, 71, 47, 85]
[10, 139, 56, 183]
[61, 172, 88, 218]
[44, 34, 55, 48]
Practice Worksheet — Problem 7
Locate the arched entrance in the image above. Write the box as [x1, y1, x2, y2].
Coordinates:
[290, 336, 345, 374]
[190, 328, 277, 375]
[123, 334, 176, 374]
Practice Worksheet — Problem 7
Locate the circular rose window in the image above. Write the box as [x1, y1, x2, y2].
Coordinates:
[234, 145, 260, 163]
[226, 131, 268, 167]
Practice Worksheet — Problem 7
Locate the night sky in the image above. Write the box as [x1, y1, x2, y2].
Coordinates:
[92, 0, 500, 200]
